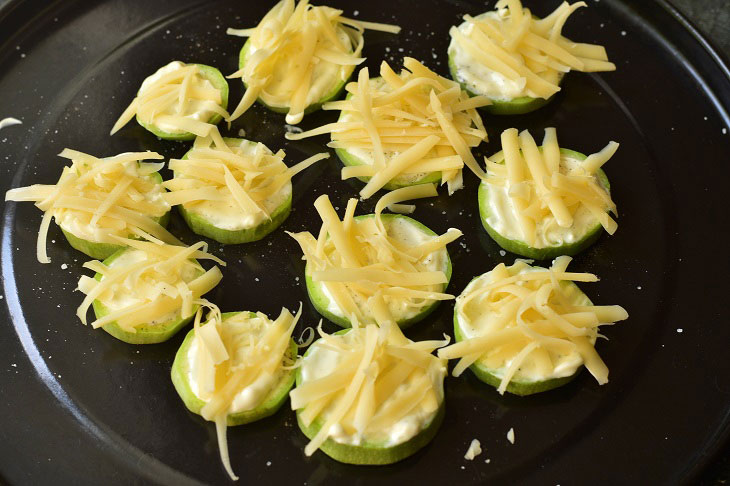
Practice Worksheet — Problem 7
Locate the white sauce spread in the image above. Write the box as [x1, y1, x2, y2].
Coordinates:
[318, 216, 449, 321]
[483, 156, 599, 248]
[300, 331, 443, 446]
[139, 61, 221, 133]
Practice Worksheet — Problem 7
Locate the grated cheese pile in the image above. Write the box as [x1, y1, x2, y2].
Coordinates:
[285, 57, 490, 197]
[192, 304, 301, 480]
[292, 321, 447, 455]
[5, 149, 176, 263]
[76, 238, 225, 332]
[486, 127, 618, 246]
[450, 0, 616, 100]
[226, 0, 400, 124]
[162, 134, 329, 229]
[111, 61, 229, 137]
[288, 184, 461, 325]
[438, 257, 628, 394]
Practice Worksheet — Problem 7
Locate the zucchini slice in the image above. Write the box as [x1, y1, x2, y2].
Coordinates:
[239, 38, 349, 118]
[168, 136, 325, 244]
[112, 61, 229, 141]
[479, 130, 616, 261]
[171, 312, 297, 425]
[292, 214, 452, 329]
[293, 325, 447, 464]
[80, 241, 224, 344]
[439, 258, 629, 395]
[447, 2, 615, 115]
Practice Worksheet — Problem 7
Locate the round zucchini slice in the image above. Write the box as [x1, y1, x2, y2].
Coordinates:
[136, 62, 229, 141]
[58, 172, 170, 260]
[478, 148, 611, 260]
[451, 263, 597, 396]
[171, 312, 297, 425]
[174, 137, 292, 244]
[294, 328, 446, 464]
[239, 38, 350, 117]
[333, 85, 443, 190]
[304, 213, 453, 329]
[90, 248, 204, 344]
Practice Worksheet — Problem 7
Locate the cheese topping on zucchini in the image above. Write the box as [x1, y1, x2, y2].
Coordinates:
[163, 134, 328, 231]
[287, 58, 490, 197]
[448, 0, 616, 101]
[438, 257, 628, 393]
[293, 322, 447, 454]
[288, 185, 460, 325]
[4, 149, 176, 263]
[485, 127, 618, 248]
[226, 0, 400, 124]
[189, 304, 301, 480]
[76, 239, 225, 332]
[111, 61, 229, 137]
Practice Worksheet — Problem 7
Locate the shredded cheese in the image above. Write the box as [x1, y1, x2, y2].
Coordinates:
[285, 58, 490, 196]
[464, 439, 482, 460]
[76, 238, 225, 332]
[5, 149, 175, 263]
[163, 134, 328, 231]
[226, 0, 400, 124]
[111, 61, 228, 136]
[288, 186, 460, 326]
[190, 303, 301, 480]
[293, 321, 448, 455]
[485, 127, 618, 246]
[449, 0, 616, 100]
[438, 257, 628, 393]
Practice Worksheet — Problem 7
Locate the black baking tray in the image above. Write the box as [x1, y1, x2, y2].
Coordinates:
[1, 0, 729, 484]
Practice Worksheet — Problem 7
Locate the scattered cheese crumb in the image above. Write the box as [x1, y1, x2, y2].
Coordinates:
[723, 128, 727, 135]
[507, 427, 515, 444]
[464, 439, 482, 460]
[238, 128, 246, 137]
[636, 285, 641, 290]
[499, 250, 506, 257]
[677, 328, 683, 333]
[61, 263, 68, 270]
[0, 118, 22, 130]
[485, 458, 491, 464]
[620, 30, 626, 36]
[266, 461, 271, 467]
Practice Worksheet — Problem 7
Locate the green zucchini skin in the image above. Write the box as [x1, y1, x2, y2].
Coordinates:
[447, 49, 558, 115]
[171, 312, 297, 426]
[59, 172, 170, 260]
[175, 137, 292, 244]
[295, 329, 445, 464]
[239, 39, 350, 117]
[304, 213, 453, 329]
[90, 248, 203, 344]
[478, 148, 611, 260]
[137, 63, 229, 141]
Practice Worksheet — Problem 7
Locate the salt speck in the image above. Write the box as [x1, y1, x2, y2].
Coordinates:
[723, 128, 727, 135]
[621, 30, 626, 36]
[61, 264, 68, 270]
[255, 277, 260, 282]
[636, 285, 642, 290]
[266, 461, 272, 466]
[677, 328, 683, 333]
[353, 10, 359, 16]
[485, 458, 491, 464]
